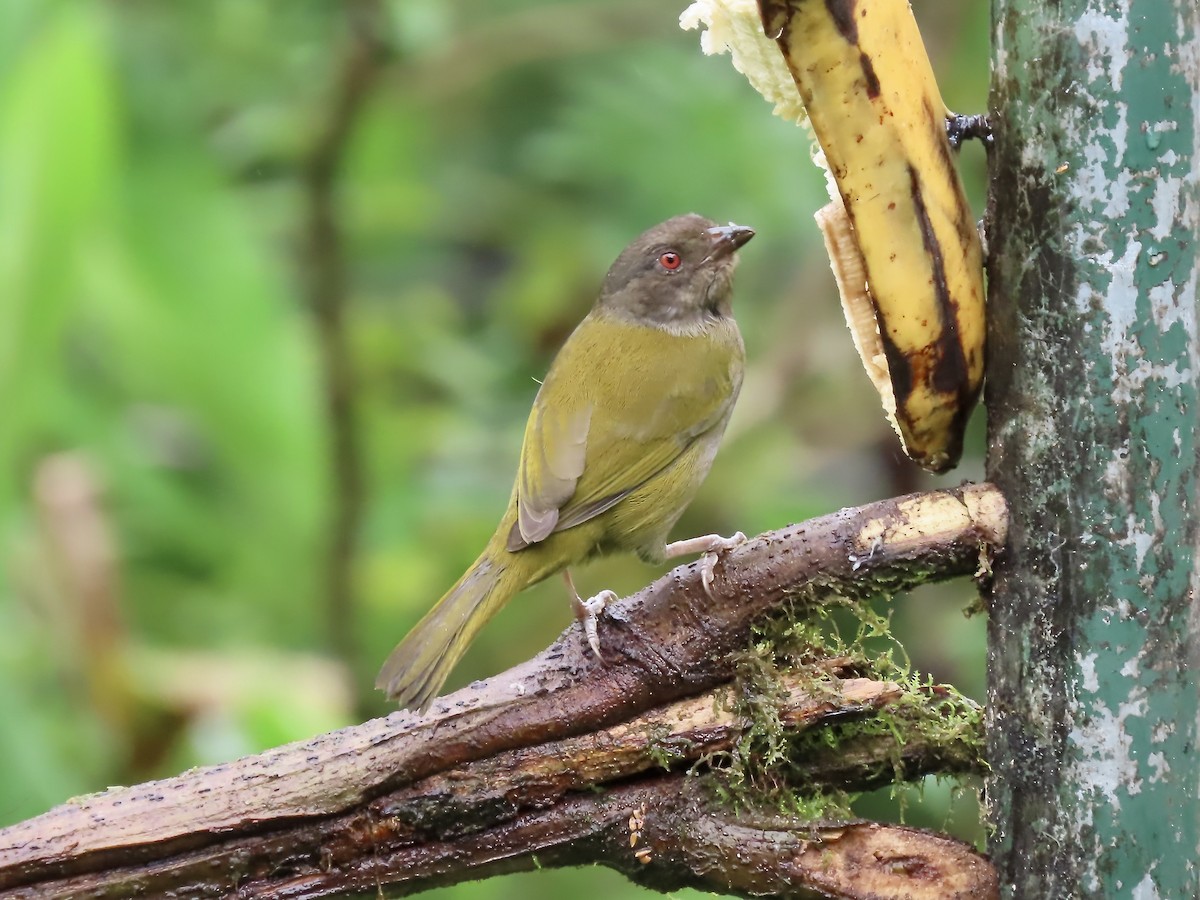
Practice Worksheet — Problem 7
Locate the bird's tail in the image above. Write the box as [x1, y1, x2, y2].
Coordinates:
[375, 547, 523, 712]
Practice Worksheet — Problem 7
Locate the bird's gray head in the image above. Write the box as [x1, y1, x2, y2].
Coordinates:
[597, 213, 755, 330]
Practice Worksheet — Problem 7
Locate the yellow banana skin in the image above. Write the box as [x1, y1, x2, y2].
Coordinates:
[759, 0, 985, 472]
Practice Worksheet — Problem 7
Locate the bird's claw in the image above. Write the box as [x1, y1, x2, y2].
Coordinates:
[697, 531, 746, 595]
[574, 589, 617, 659]
[664, 530, 747, 597]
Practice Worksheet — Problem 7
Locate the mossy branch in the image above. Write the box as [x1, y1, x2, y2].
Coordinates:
[0, 484, 1006, 899]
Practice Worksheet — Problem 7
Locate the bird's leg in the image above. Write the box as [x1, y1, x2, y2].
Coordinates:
[563, 570, 615, 660]
[663, 531, 747, 595]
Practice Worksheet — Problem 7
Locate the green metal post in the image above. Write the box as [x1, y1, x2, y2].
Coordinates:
[986, 0, 1199, 896]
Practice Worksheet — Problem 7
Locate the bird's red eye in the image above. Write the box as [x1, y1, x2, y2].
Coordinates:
[659, 251, 682, 271]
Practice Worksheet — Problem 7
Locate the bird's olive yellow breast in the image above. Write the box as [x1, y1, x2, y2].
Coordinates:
[508, 308, 742, 552]
[552, 310, 743, 446]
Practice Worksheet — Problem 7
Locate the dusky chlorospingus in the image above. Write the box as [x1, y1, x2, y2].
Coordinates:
[377, 214, 755, 711]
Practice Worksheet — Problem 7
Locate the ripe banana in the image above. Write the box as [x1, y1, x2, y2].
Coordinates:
[682, 0, 985, 473]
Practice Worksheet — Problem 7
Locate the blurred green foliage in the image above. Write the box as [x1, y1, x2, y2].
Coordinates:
[0, 0, 990, 895]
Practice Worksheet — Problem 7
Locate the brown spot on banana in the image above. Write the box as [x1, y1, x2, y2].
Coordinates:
[826, 0, 882, 97]
[757, 0, 789, 40]
[824, 0, 859, 43]
[859, 52, 882, 99]
[907, 163, 968, 398]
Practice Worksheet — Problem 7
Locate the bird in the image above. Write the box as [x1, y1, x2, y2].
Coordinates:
[376, 213, 755, 711]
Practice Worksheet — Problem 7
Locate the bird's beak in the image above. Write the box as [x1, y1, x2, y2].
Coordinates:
[704, 223, 756, 259]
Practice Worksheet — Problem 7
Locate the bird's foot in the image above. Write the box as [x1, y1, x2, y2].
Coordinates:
[663, 531, 747, 595]
[573, 590, 617, 659]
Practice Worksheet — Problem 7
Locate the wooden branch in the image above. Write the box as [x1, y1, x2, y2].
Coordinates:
[0, 676, 989, 899]
[273, 778, 998, 900]
[0, 484, 1006, 899]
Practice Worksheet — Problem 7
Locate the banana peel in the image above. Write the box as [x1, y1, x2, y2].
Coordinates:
[682, 0, 985, 473]
[762, 0, 986, 473]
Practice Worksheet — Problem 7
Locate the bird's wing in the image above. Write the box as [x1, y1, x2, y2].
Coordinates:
[512, 399, 591, 545]
[508, 314, 740, 550]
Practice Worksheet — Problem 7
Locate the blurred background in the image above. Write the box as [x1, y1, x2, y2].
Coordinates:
[0, 0, 990, 894]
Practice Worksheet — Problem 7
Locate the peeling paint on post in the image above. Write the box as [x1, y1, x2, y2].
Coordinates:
[986, 0, 1199, 897]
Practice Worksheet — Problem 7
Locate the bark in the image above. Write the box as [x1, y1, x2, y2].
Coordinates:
[985, 1, 1200, 896]
[0, 486, 1005, 899]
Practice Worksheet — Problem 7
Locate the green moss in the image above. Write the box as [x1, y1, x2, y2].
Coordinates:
[645, 721, 693, 771]
[699, 590, 985, 822]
